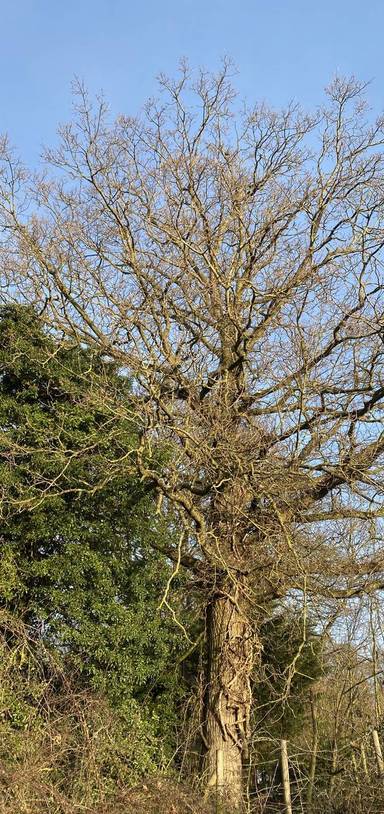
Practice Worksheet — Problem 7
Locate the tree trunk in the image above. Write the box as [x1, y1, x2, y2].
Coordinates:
[204, 585, 254, 811]
[329, 735, 338, 797]
[307, 689, 318, 806]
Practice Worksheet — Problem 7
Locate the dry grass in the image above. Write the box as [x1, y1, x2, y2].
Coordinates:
[93, 778, 213, 814]
[0, 771, 213, 814]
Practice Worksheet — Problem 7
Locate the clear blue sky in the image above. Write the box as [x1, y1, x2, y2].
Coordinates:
[2, 0, 384, 164]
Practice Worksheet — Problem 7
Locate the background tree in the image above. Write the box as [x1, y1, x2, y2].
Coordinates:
[0, 305, 192, 766]
[2, 65, 384, 809]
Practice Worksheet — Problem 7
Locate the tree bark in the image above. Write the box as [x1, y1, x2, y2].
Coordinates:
[307, 689, 318, 806]
[329, 736, 338, 797]
[204, 585, 254, 811]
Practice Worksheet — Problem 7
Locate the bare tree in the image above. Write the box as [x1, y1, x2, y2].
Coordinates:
[2, 64, 384, 809]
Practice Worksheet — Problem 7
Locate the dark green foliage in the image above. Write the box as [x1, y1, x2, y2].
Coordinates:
[250, 607, 323, 792]
[241, 609, 324, 807]
[0, 303, 139, 504]
[255, 609, 323, 738]
[0, 305, 190, 769]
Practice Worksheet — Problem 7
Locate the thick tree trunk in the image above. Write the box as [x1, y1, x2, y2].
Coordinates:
[204, 585, 254, 811]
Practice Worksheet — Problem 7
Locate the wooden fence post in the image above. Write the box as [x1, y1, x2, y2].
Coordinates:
[280, 739, 292, 814]
[216, 749, 224, 813]
[360, 742, 369, 777]
[372, 728, 384, 777]
[351, 751, 358, 783]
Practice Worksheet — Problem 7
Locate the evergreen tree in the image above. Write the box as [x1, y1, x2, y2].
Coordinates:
[0, 304, 188, 762]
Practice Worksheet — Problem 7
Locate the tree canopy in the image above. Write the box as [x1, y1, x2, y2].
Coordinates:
[1, 65, 384, 811]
